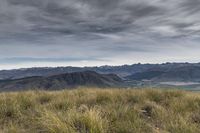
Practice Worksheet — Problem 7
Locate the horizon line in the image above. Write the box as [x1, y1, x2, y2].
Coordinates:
[0, 61, 199, 71]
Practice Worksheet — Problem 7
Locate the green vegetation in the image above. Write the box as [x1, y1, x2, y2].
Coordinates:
[0, 88, 200, 133]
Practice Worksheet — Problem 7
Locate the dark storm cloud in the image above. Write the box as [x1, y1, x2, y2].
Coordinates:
[1, 0, 200, 69]
[0, 0, 166, 39]
[180, 0, 200, 14]
[0, 0, 198, 40]
[1, 0, 200, 39]
[0, 0, 200, 39]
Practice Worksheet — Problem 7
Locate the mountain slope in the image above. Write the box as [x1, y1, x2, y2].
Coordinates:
[125, 71, 165, 80]
[0, 71, 123, 91]
[155, 66, 200, 81]
[126, 66, 200, 82]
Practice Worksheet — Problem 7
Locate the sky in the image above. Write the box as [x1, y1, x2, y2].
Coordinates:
[0, 0, 200, 69]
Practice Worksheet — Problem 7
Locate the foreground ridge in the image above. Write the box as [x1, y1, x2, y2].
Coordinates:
[0, 88, 199, 132]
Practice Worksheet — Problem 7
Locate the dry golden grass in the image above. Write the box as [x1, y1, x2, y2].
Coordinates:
[0, 88, 200, 133]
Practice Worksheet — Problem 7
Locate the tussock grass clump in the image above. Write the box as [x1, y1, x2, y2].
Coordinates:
[0, 88, 200, 132]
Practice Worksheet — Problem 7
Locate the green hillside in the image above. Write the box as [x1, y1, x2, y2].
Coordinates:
[0, 88, 200, 133]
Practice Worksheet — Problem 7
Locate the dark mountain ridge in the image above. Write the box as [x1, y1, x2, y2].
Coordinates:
[0, 71, 123, 91]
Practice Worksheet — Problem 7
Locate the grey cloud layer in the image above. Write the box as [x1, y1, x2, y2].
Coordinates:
[0, 0, 200, 69]
[0, 57, 105, 64]
[0, 0, 200, 40]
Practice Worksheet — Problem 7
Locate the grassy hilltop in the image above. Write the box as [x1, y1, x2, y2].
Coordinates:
[0, 88, 200, 133]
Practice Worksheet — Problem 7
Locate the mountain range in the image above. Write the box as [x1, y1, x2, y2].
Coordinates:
[0, 63, 199, 79]
[1, 63, 200, 91]
[1, 63, 200, 81]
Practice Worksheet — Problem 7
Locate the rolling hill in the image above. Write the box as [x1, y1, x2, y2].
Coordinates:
[0, 71, 122, 91]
